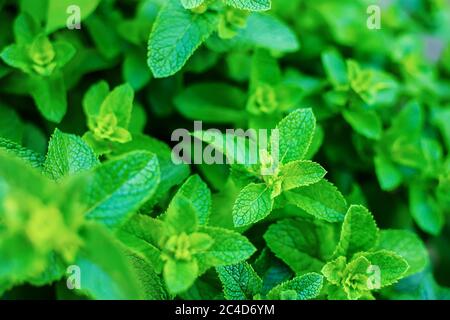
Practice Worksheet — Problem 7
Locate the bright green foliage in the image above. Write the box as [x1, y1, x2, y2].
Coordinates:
[276, 108, 316, 163]
[321, 50, 394, 140]
[174, 83, 247, 124]
[217, 262, 323, 300]
[278, 161, 327, 191]
[283, 179, 347, 222]
[232, 183, 273, 227]
[264, 218, 337, 274]
[373, 101, 449, 236]
[216, 262, 262, 299]
[376, 230, 429, 277]
[171, 175, 212, 225]
[0, 14, 75, 122]
[114, 175, 255, 295]
[0, 131, 165, 300]
[224, 0, 271, 12]
[83, 82, 135, 154]
[196, 108, 329, 227]
[74, 223, 143, 300]
[333, 205, 379, 258]
[0, 0, 448, 302]
[266, 272, 323, 300]
[0, 138, 45, 169]
[148, 0, 218, 78]
[147, 0, 277, 78]
[82, 151, 160, 230]
[0, 150, 85, 291]
[359, 250, 409, 287]
[181, 0, 205, 10]
[320, 207, 425, 300]
[265, 205, 428, 300]
[44, 129, 99, 180]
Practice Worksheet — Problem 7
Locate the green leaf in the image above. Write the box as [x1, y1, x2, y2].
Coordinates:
[232, 183, 273, 227]
[236, 13, 299, 53]
[409, 184, 444, 236]
[83, 80, 110, 120]
[99, 83, 134, 128]
[111, 134, 190, 207]
[28, 253, 66, 287]
[267, 272, 323, 300]
[274, 108, 316, 164]
[117, 214, 165, 274]
[148, 0, 218, 78]
[323, 255, 376, 300]
[124, 249, 168, 300]
[250, 49, 281, 87]
[30, 73, 67, 123]
[83, 151, 160, 229]
[164, 258, 199, 294]
[196, 226, 256, 267]
[179, 270, 223, 300]
[334, 205, 379, 258]
[374, 155, 403, 191]
[120, 214, 167, 250]
[0, 149, 64, 204]
[341, 256, 371, 300]
[165, 193, 199, 234]
[389, 101, 423, 136]
[44, 129, 99, 180]
[174, 83, 246, 124]
[278, 160, 327, 191]
[264, 218, 335, 273]
[0, 44, 32, 74]
[180, 0, 205, 9]
[129, 104, 147, 134]
[53, 42, 76, 69]
[321, 256, 347, 286]
[189, 232, 214, 252]
[216, 262, 262, 300]
[321, 49, 348, 88]
[191, 130, 258, 166]
[342, 109, 382, 140]
[383, 271, 450, 300]
[85, 13, 122, 60]
[0, 151, 85, 287]
[284, 179, 347, 222]
[46, 0, 101, 33]
[224, 0, 271, 11]
[75, 224, 142, 300]
[123, 49, 152, 91]
[361, 250, 409, 287]
[13, 13, 39, 46]
[172, 175, 211, 225]
[254, 250, 294, 295]
[0, 137, 44, 168]
[0, 105, 23, 143]
[376, 230, 428, 277]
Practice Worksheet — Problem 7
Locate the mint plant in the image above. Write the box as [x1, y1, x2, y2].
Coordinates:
[374, 101, 449, 236]
[321, 49, 397, 140]
[147, 0, 277, 78]
[195, 108, 345, 227]
[117, 174, 256, 294]
[0, 0, 449, 302]
[82, 81, 135, 155]
[264, 205, 429, 300]
[217, 262, 323, 300]
[1, 14, 75, 122]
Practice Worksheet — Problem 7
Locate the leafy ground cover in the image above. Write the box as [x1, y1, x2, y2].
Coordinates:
[0, 0, 449, 300]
